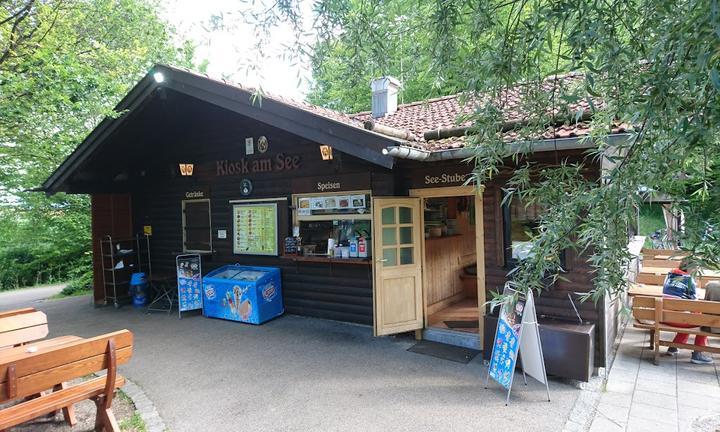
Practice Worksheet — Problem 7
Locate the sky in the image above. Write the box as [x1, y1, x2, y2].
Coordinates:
[160, 0, 313, 99]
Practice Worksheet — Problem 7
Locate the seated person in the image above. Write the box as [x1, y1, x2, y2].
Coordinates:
[663, 260, 713, 364]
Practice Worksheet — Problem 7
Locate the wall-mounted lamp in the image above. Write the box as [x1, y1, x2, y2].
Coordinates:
[319, 145, 333, 161]
[153, 72, 165, 83]
[179, 163, 194, 176]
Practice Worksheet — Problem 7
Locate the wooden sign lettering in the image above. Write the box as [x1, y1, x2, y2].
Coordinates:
[216, 153, 301, 176]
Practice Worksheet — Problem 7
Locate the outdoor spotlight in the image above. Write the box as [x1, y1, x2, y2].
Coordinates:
[153, 72, 165, 83]
[179, 163, 194, 176]
[319, 145, 333, 160]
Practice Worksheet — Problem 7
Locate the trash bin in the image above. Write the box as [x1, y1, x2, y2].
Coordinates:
[130, 272, 148, 307]
[202, 265, 283, 324]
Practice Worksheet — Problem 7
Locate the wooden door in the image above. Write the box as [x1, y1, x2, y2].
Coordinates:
[372, 197, 423, 336]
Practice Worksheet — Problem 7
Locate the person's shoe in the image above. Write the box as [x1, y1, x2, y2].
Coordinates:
[666, 347, 678, 356]
[691, 351, 714, 365]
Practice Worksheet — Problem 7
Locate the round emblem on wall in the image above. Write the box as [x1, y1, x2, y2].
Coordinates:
[240, 178, 253, 196]
[257, 136, 269, 153]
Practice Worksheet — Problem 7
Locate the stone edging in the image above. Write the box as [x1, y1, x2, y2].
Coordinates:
[120, 378, 168, 432]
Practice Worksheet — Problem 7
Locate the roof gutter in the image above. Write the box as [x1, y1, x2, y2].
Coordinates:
[383, 133, 632, 161]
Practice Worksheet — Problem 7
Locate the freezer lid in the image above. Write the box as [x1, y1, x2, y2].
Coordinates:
[232, 270, 268, 281]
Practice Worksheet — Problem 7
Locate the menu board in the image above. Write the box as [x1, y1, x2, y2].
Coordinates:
[297, 194, 369, 216]
[488, 288, 525, 390]
[233, 203, 278, 256]
[176, 254, 203, 313]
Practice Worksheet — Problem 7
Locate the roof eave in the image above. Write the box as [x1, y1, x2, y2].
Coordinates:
[384, 133, 633, 161]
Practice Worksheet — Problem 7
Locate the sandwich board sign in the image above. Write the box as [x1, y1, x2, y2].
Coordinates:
[176, 254, 203, 318]
[485, 282, 550, 405]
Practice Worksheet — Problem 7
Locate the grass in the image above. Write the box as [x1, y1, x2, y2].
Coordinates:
[638, 203, 667, 248]
[120, 412, 147, 432]
[49, 286, 91, 299]
[117, 390, 147, 432]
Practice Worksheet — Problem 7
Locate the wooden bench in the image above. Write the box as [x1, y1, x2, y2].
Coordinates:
[632, 296, 720, 364]
[0, 329, 133, 431]
[0, 310, 48, 350]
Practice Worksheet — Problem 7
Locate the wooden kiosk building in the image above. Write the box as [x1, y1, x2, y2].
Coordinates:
[41, 65, 630, 382]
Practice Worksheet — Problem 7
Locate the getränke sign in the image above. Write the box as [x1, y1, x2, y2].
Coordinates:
[216, 153, 301, 176]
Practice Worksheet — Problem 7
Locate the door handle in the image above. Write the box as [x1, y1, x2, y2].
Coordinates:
[377, 259, 388, 262]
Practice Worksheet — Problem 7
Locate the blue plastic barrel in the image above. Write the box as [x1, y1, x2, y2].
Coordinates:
[130, 272, 147, 307]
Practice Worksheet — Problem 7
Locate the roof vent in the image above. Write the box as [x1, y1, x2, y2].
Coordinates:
[370, 77, 401, 118]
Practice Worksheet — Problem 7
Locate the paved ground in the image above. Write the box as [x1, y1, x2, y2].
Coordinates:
[0, 284, 65, 309]
[4, 287, 583, 432]
[589, 326, 720, 432]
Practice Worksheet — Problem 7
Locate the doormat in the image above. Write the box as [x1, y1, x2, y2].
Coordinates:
[444, 320, 479, 329]
[407, 340, 480, 364]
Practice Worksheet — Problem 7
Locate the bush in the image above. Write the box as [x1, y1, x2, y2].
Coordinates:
[0, 245, 91, 291]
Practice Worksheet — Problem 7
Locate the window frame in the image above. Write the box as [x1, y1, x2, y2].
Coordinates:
[182, 198, 213, 253]
[501, 192, 566, 270]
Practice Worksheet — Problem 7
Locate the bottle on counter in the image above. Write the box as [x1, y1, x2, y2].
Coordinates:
[349, 236, 359, 258]
[358, 236, 367, 258]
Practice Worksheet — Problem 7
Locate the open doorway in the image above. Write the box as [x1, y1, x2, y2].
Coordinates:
[422, 196, 480, 334]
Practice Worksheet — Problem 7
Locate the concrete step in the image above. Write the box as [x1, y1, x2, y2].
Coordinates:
[422, 327, 481, 350]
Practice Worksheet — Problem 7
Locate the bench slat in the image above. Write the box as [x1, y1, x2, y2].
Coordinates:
[662, 310, 720, 328]
[0, 336, 84, 363]
[643, 259, 681, 268]
[0, 330, 132, 381]
[632, 296, 656, 307]
[0, 375, 126, 430]
[663, 298, 720, 314]
[0, 311, 47, 333]
[0, 308, 35, 319]
[638, 273, 666, 285]
[632, 308, 655, 321]
[0, 326, 49, 349]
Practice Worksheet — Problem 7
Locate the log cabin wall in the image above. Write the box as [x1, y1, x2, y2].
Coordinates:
[123, 101, 394, 325]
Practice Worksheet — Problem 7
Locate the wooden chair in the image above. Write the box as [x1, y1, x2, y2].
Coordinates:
[632, 296, 720, 364]
[0, 310, 48, 349]
[0, 329, 134, 432]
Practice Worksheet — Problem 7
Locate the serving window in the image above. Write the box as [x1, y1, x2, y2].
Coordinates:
[291, 190, 372, 258]
[182, 199, 212, 253]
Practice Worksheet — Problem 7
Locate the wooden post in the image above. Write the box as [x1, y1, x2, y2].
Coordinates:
[653, 297, 662, 365]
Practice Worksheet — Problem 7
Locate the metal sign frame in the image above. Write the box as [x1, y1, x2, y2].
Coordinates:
[485, 282, 551, 405]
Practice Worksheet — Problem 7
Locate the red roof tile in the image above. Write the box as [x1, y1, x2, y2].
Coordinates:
[171, 66, 625, 153]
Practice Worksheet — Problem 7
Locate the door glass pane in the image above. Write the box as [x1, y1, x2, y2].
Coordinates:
[381, 207, 395, 224]
[382, 227, 396, 246]
[400, 247, 414, 265]
[399, 227, 413, 244]
[383, 248, 397, 267]
[399, 206, 412, 224]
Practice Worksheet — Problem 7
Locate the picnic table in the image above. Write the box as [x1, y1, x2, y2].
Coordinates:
[628, 282, 706, 299]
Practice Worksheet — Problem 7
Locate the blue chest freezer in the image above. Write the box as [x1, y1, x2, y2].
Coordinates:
[202, 265, 283, 324]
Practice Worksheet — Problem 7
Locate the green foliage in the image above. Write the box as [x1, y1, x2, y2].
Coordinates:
[249, 0, 720, 303]
[0, 1, 195, 290]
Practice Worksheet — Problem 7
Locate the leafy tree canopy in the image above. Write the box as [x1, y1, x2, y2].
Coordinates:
[249, 0, 720, 301]
[0, 0, 195, 289]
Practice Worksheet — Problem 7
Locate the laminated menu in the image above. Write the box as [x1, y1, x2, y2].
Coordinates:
[233, 203, 278, 255]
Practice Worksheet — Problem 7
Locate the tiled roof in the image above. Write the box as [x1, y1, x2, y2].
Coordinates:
[350, 73, 629, 151]
[170, 66, 627, 153]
